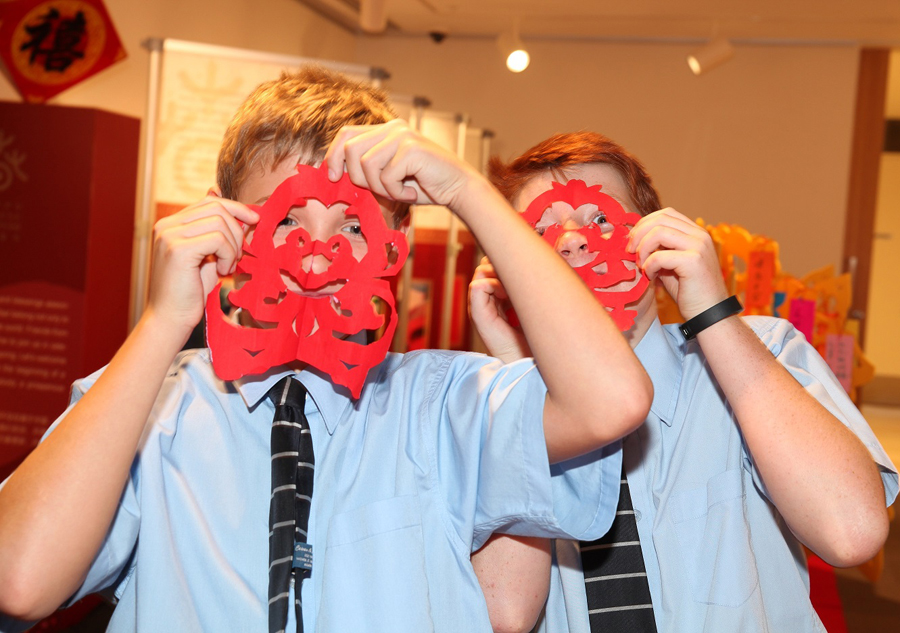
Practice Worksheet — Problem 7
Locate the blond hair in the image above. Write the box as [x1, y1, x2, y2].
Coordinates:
[217, 65, 396, 201]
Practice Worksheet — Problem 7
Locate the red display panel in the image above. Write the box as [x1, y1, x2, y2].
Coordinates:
[0, 102, 139, 481]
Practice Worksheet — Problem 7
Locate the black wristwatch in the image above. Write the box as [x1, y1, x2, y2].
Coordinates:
[679, 295, 743, 340]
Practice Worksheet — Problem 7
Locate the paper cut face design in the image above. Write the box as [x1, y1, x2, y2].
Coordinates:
[521, 179, 648, 331]
[206, 164, 409, 398]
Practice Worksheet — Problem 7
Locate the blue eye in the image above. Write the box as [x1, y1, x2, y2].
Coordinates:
[277, 216, 296, 227]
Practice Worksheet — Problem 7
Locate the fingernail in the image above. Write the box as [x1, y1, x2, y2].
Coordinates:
[328, 169, 338, 181]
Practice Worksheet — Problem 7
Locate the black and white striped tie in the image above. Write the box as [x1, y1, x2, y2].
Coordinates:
[268, 376, 314, 633]
[579, 465, 657, 632]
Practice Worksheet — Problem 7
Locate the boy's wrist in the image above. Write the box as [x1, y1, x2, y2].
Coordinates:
[679, 295, 742, 340]
[451, 176, 505, 223]
[137, 309, 195, 356]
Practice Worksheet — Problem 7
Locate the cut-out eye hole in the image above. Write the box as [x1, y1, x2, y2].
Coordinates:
[592, 213, 615, 236]
[277, 214, 295, 228]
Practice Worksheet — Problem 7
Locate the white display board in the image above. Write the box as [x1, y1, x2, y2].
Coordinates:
[152, 40, 376, 207]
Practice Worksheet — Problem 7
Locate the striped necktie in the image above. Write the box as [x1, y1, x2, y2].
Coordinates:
[268, 377, 314, 633]
[579, 465, 657, 632]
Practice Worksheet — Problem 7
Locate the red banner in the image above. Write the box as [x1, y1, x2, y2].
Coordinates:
[0, 0, 126, 103]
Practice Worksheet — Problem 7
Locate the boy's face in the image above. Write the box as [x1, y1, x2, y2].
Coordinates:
[205, 156, 408, 398]
[515, 163, 657, 334]
[238, 156, 402, 295]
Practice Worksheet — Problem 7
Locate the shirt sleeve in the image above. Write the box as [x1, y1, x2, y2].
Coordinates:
[743, 317, 899, 506]
[424, 352, 622, 552]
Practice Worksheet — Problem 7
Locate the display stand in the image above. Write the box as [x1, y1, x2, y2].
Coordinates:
[0, 103, 139, 480]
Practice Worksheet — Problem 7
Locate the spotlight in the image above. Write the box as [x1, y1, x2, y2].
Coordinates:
[497, 30, 530, 73]
[360, 0, 387, 34]
[687, 37, 734, 75]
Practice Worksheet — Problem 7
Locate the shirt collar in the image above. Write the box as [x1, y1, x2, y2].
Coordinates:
[634, 318, 683, 426]
[235, 364, 353, 436]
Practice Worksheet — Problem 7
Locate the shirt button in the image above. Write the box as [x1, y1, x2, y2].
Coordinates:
[634, 509, 642, 521]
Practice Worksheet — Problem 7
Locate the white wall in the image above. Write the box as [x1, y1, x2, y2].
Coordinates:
[865, 50, 900, 377]
[0, 0, 358, 120]
[0, 9, 867, 305]
[356, 36, 859, 278]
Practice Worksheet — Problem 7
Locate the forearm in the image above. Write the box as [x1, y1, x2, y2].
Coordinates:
[697, 316, 888, 566]
[0, 310, 187, 619]
[454, 179, 652, 461]
[472, 534, 551, 633]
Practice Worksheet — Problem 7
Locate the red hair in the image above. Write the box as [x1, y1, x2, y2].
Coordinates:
[488, 132, 661, 216]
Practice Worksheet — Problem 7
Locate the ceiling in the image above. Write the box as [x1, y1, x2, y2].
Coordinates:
[299, 0, 900, 46]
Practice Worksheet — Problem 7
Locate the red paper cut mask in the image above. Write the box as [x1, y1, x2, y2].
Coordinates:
[521, 179, 648, 331]
[206, 164, 409, 398]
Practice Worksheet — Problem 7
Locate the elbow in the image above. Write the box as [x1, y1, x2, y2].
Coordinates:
[629, 372, 654, 431]
[0, 557, 59, 622]
[816, 505, 890, 568]
[606, 373, 653, 441]
[488, 600, 545, 633]
[0, 562, 59, 622]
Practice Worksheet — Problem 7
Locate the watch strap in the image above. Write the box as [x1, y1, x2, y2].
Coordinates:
[679, 295, 743, 340]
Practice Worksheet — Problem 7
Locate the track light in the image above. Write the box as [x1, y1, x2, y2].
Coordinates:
[687, 37, 734, 75]
[359, 0, 388, 34]
[497, 29, 530, 73]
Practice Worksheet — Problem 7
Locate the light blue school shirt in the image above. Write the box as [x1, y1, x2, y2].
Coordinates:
[538, 317, 898, 633]
[1, 348, 620, 632]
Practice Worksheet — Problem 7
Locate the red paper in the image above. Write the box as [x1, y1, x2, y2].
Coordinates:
[825, 334, 854, 394]
[788, 298, 816, 342]
[745, 249, 775, 310]
[206, 164, 409, 398]
[0, 0, 126, 103]
[521, 180, 648, 331]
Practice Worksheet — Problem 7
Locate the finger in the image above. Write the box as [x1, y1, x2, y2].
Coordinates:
[200, 232, 240, 277]
[157, 223, 241, 279]
[633, 224, 700, 266]
[157, 198, 258, 243]
[324, 125, 371, 180]
[641, 249, 698, 282]
[359, 137, 401, 199]
[472, 263, 498, 280]
[380, 143, 429, 203]
[165, 214, 242, 262]
[469, 277, 510, 302]
[629, 208, 704, 250]
[643, 248, 729, 317]
[208, 200, 259, 251]
[342, 130, 384, 187]
[213, 197, 260, 226]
